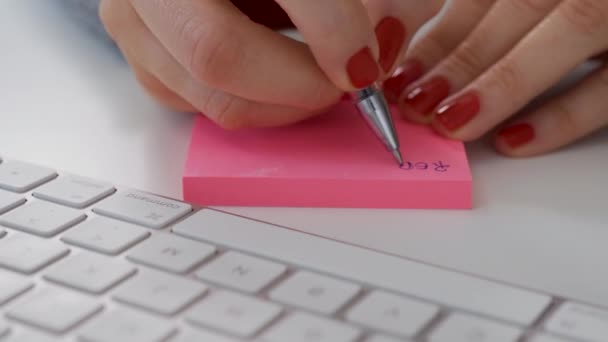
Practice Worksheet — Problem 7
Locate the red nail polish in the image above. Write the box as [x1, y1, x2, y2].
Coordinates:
[498, 123, 535, 148]
[402, 76, 450, 116]
[375, 17, 406, 73]
[383, 60, 424, 103]
[347, 47, 380, 88]
[435, 92, 481, 131]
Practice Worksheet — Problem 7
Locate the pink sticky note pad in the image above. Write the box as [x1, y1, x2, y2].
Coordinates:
[183, 101, 472, 209]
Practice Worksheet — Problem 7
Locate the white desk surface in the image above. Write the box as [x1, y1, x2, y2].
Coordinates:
[2, 1, 607, 307]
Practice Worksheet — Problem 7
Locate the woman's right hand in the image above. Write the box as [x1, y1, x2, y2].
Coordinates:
[99, 0, 443, 129]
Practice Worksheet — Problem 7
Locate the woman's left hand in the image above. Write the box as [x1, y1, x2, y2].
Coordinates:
[385, 0, 608, 157]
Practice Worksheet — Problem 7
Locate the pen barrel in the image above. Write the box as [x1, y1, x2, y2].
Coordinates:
[355, 88, 400, 152]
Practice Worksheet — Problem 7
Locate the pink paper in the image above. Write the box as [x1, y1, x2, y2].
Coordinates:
[183, 101, 472, 209]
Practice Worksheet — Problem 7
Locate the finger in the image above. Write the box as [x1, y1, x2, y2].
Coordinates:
[431, 0, 608, 140]
[495, 64, 608, 156]
[362, 0, 445, 77]
[400, 0, 560, 121]
[101, 0, 193, 113]
[384, 0, 495, 108]
[129, 58, 197, 113]
[128, 0, 341, 110]
[101, 0, 317, 129]
[274, 0, 382, 90]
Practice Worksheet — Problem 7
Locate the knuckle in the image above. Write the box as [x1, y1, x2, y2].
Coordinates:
[182, 18, 242, 86]
[487, 59, 525, 96]
[552, 101, 580, 137]
[418, 33, 456, 66]
[200, 90, 247, 130]
[559, 0, 608, 35]
[443, 38, 485, 80]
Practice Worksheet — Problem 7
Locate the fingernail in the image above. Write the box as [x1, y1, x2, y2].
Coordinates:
[375, 17, 406, 73]
[498, 123, 535, 148]
[402, 76, 450, 117]
[435, 92, 481, 131]
[383, 59, 424, 103]
[347, 47, 380, 89]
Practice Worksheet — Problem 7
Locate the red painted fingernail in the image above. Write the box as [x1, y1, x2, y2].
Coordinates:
[498, 123, 535, 148]
[383, 59, 424, 103]
[435, 92, 481, 131]
[347, 47, 380, 88]
[375, 17, 406, 73]
[402, 76, 450, 116]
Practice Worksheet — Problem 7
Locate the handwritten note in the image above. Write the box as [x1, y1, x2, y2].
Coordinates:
[183, 101, 472, 209]
[401, 161, 451, 172]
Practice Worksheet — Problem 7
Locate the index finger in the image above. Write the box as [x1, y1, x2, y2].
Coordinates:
[129, 0, 341, 110]
[275, 0, 382, 90]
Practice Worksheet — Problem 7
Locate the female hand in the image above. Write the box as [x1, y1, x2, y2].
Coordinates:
[384, 0, 608, 157]
[99, 0, 442, 129]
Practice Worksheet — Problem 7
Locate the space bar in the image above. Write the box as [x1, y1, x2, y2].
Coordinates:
[172, 209, 551, 326]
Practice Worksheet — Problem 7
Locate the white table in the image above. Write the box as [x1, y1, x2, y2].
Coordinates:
[2, 1, 608, 307]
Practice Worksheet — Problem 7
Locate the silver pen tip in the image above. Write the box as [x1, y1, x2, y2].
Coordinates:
[392, 149, 404, 167]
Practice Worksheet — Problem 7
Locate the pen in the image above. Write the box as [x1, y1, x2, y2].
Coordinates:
[353, 84, 404, 167]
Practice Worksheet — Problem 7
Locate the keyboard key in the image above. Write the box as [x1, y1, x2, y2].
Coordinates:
[545, 301, 608, 342]
[0, 160, 56, 193]
[79, 308, 176, 342]
[171, 327, 241, 342]
[7, 287, 102, 333]
[0, 270, 33, 305]
[113, 269, 207, 315]
[44, 251, 136, 294]
[262, 312, 362, 342]
[33, 175, 115, 208]
[61, 216, 149, 255]
[0, 201, 86, 237]
[0, 190, 25, 214]
[93, 190, 191, 229]
[186, 290, 282, 338]
[195, 251, 286, 293]
[345, 291, 439, 338]
[366, 335, 412, 342]
[529, 334, 570, 342]
[0, 233, 69, 274]
[269, 271, 361, 315]
[3, 329, 59, 342]
[127, 234, 216, 274]
[428, 313, 523, 342]
[174, 210, 551, 326]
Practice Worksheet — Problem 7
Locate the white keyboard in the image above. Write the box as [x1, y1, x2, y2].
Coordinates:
[0, 157, 604, 342]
